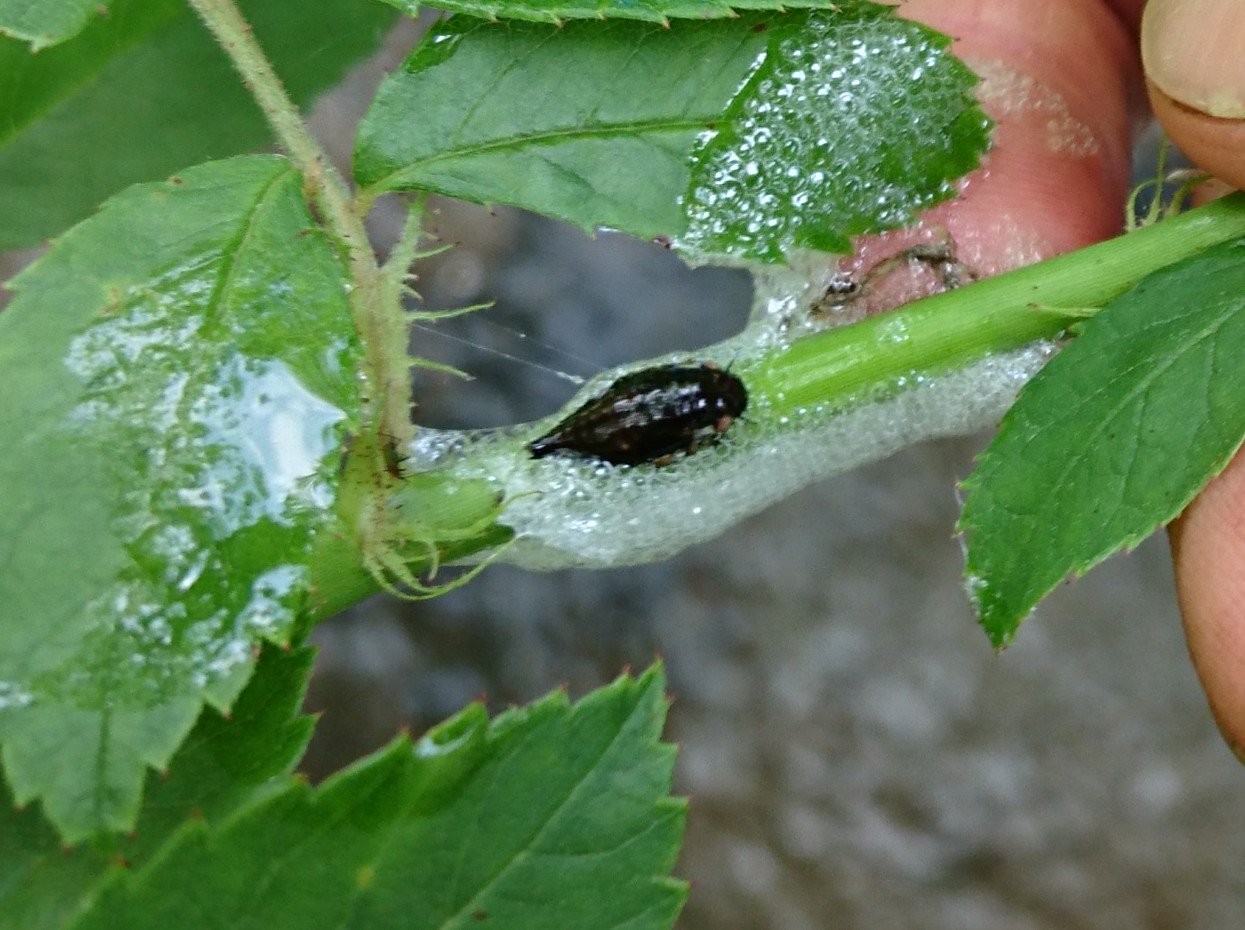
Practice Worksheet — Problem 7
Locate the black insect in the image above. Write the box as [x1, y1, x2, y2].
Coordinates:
[528, 363, 748, 467]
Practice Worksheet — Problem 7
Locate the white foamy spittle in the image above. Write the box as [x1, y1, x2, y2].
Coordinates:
[677, 13, 986, 261]
[971, 59, 1100, 158]
[954, 212, 1053, 278]
[410, 340, 1054, 571]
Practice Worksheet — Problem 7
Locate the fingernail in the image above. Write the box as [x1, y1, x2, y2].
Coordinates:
[1142, 0, 1245, 119]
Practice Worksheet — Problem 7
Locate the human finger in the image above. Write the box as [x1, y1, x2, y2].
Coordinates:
[839, 0, 1144, 303]
[1143, 0, 1245, 191]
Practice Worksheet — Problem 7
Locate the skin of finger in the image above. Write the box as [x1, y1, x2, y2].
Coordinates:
[1145, 0, 1245, 752]
[856, 0, 1145, 286]
[1170, 452, 1245, 755]
[1148, 82, 1245, 191]
[1104, 0, 1147, 32]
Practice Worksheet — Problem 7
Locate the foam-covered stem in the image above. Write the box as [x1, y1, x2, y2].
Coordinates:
[309, 193, 1245, 616]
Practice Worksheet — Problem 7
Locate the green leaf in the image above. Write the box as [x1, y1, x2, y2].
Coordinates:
[355, 6, 988, 262]
[0, 0, 395, 250]
[0, 155, 361, 843]
[960, 238, 1245, 646]
[74, 666, 686, 930]
[0, 0, 104, 49]
[0, 780, 93, 930]
[125, 643, 316, 858]
[389, 0, 855, 25]
[681, 10, 987, 260]
[0, 644, 315, 930]
[355, 15, 770, 243]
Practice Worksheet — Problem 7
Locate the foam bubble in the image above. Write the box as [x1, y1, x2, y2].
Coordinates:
[971, 59, 1099, 159]
[677, 11, 988, 262]
[408, 328, 1054, 571]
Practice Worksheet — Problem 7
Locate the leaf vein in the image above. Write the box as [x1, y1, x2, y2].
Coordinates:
[1017, 308, 1237, 572]
[367, 119, 708, 194]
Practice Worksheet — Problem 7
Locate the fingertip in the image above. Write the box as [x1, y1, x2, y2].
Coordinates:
[1147, 82, 1245, 192]
[1142, 0, 1245, 191]
[1142, 0, 1245, 120]
[1171, 448, 1245, 753]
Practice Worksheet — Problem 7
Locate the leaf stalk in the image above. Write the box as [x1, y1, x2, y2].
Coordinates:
[185, 0, 415, 449]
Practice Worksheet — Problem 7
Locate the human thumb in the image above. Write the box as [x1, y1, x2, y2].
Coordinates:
[1143, 0, 1245, 189]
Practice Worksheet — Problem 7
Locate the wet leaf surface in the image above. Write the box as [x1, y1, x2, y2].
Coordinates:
[0, 155, 360, 842]
[0, 645, 315, 930]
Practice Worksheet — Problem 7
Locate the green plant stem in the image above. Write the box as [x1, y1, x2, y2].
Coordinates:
[184, 0, 365, 263]
[746, 193, 1245, 414]
[185, 0, 413, 446]
[306, 194, 1245, 616]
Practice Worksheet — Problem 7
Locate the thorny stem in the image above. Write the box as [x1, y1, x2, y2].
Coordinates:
[185, 0, 414, 448]
[380, 192, 430, 299]
[184, 0, 365, 264]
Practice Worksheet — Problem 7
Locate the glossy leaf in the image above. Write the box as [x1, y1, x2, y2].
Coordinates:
[388, 0, 855, 25]
[0, 645, 315, 930]
[0, 0, 395, 250]
[0, 155, 360, 843]
[74, 666, 686, 930]
[960, 238, 1245, 646]
[355, 6, 988, 262]
[0, 0, 102, 49]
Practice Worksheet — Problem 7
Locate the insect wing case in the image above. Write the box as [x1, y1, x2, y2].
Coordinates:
[529, 365, 747, 466]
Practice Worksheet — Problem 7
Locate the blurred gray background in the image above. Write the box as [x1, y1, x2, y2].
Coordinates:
[4, 18, 1240, 930]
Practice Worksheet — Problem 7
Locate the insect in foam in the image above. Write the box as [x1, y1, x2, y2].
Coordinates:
[528, 362, 748, 467]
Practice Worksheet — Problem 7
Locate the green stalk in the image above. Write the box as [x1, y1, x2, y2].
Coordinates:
[183, 0, 367, 269]
[188, 0, 434, 618]
[747, 193, 1245, 414]
[185, 0, 414, 447]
